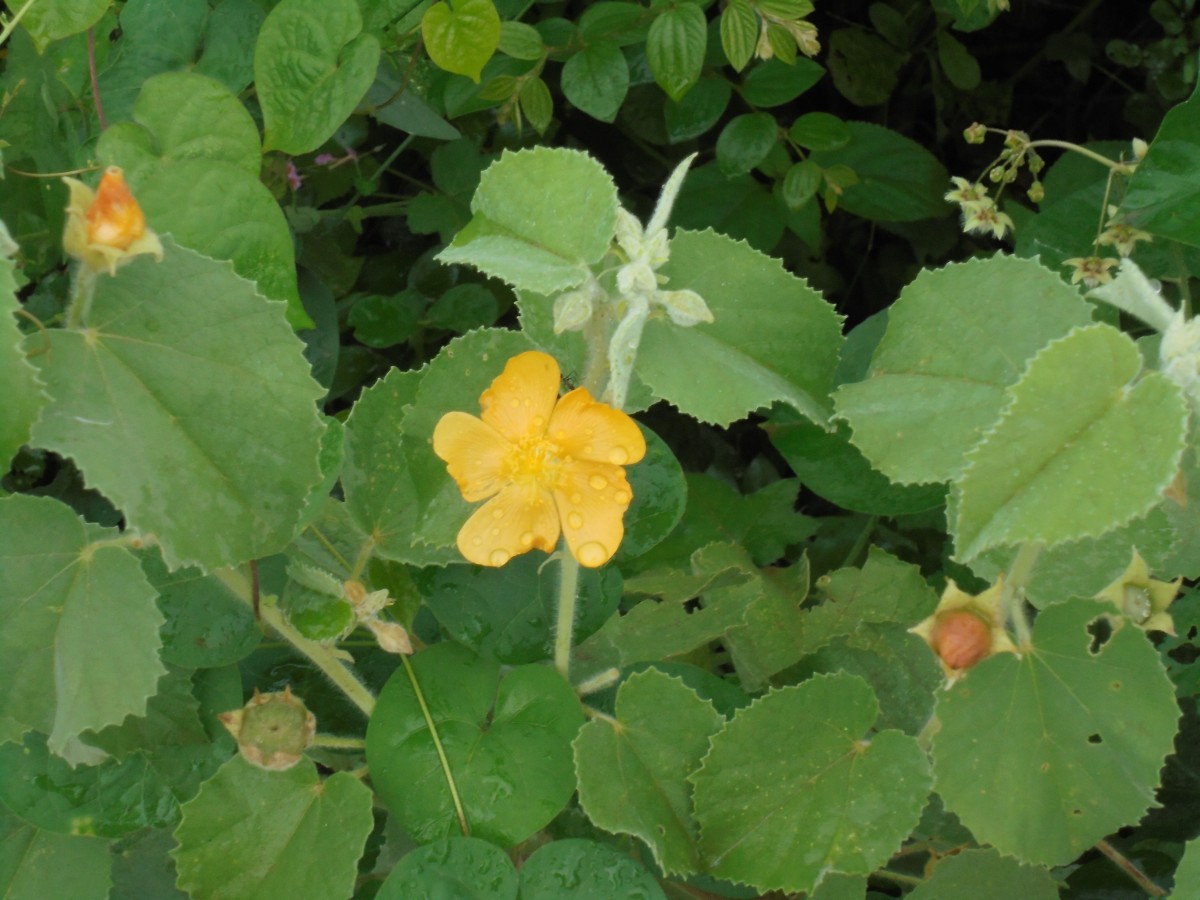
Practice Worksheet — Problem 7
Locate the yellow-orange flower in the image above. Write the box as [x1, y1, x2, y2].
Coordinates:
[433, 350, 646, 568]
[62, 166, 163, 275]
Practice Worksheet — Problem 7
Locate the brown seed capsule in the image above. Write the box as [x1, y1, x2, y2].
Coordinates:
[931, 609, 993, 671]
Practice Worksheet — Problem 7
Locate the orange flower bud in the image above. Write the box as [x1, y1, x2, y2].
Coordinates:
[86, 167, 146, 250]
[62, 166, 163, 275]
[931, 609, 992, 671]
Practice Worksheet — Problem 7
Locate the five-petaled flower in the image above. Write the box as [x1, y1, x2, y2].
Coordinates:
[62, 166, 163, 275]
[433, 350, 646, 568]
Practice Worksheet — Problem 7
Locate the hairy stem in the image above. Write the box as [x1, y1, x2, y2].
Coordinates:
[214, 567, 377, 718]
[553, 549, 581, 679]
[1001, 542, 1041, 650]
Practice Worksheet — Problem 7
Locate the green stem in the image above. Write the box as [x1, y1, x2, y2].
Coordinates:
[65, 268, 98, 330]
[400, 653, 470, 836]
[554, 548, 581, 679]
[1026, 139, 1131, 171]
[313, 734, 366, 750]
[1001, 543, 1041, 650]
[213, 567, 377, 718]
[0, 0, 38, 47]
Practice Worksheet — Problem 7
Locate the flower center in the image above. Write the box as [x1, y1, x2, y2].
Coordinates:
[507, 435, 567, 490]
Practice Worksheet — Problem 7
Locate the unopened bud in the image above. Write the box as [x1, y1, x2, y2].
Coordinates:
[367, 618, 414, 655]
[930, 609, 993, 671]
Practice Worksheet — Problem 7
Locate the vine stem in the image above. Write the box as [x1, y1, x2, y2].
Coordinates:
[1095, 839, 1167, 897]
[87, 27, 106, 131]
[553, 550, 581, 679]
[213, 567, 376, 718]
[400, 653, 470, 836]
[1001, 542, 1041, 650]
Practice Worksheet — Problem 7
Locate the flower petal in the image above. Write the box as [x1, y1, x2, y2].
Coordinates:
[457, 483, 560, 566]
[553, 460, 634, 568]
[479, 350, 561, 442]
[433, 411, 513, 502]
[548, 388, 646, 466]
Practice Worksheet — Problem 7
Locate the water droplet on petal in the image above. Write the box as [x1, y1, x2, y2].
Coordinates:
[520, 531, 535, 548]
[471, 536, 483, 547]
[570, 492, 583, 504]
[577, 541, 608, 567]
[491, 507, 505, 519]
[489, 549, 511, 566]
[588, 474, 608, 491]
[490, 527, 500, 536]
[609, 446, 629, 465]
[532, 415, 545, 430]
[614, 490, 631, 505]
[568, 511, 584, 530]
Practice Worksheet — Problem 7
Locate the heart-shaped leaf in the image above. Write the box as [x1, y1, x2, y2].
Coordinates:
[366, 642, 583, 846]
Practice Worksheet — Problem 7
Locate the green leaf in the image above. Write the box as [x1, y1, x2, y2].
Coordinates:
[414, 554, 621, 664]
[834, 255, 1094, 485]
[617, 424, 688, 560]
[781, 159, 822, 209]
[908, 848, 1060, 900]
[102, 71, 261, 178]
[826, 27, 903, 106]
[520, 839, 668, 899]
[720, 0, 758, 72]
[0, 495, 165, 754]
[518, 75, 554, 135]
[808, 121, 950, 221]
[970, 507, 1176, 608]
[953, 323, 1188, 560]
[173, 757, 374, 900]
[438, 148, 620, 294]
[1174, 837, 1200, 899]
[0, 729, 180, 837]
[18, 0, 109, 51]
[366, 642, 584, 846]
[740, 58, 825, 107]
[641, 228, 845, 428]
[672, 163, 785, 253]
[935, 30, 981, 90]
[0, 805, 111, 900]
[256, 0, 382, 154]
[788, 111, 851, 151]
[802, 547, 939, 655]
[29, 241, 326, 571]
[633, 474, 815, 573]
[561, 40, 630, 123]
[1122, 81, 1200, 247]
[663, 75, 732, 143]
[497, 21, 544, 60]
[97, 73, 310, 329]
[691, 673, 931, 894]
[422, 0, 501, 83]
[716, 113, 780, 176]
[646, 2, 707, 102]
[574, 669, 725, 876]
[764, 408, 946, 515]
[377, 838, 518, 899]
[1, 255, 46, 469]
[144, 550, 262, 668]
[933, 600, 1180, 866]
[195, 0, 267, 94]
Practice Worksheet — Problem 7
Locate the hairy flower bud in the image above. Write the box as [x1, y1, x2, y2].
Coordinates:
[62, 167, 163, 275]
